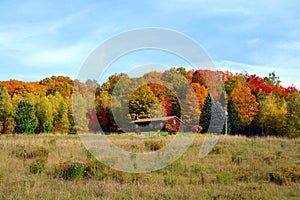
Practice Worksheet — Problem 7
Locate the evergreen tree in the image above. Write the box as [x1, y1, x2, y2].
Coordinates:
[227, 98, 241, 134]
[199, 92, 213, 133]
[14, 101, 37, 134]
[209, 102, 225, 134]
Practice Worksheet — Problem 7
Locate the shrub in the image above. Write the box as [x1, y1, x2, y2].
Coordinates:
[231, 154, 242, 164]
[144, 140, 165, 151]
[30, 159, 46, 174]
[15, 146, 49, 159]
[49, 138, 57, 146]
[212, 145, 223, 154]
[84, 159, 106, 178]
[32, 147, 49, 158]
[15, 147, 33, 159]
[54, 161, 85, 180]
[163, 175, 177, 187]
[269, 165, 300, 185]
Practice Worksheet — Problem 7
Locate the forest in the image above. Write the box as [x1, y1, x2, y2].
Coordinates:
[0, 67, 299, 137]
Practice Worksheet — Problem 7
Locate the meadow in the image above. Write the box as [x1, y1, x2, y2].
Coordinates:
[0, 134, 299, 200]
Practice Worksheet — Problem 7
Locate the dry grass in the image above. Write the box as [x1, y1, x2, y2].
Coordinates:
[0, 134, 299, 199]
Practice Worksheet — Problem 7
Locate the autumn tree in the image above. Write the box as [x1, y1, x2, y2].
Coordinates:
[190, 82, 208, 112]
[72, 93, 89, 133]
[181, 86, 201, 129]
[0, 87, 15, 133]
[129, 85, 158, 119]
[258, 95, 287, 136]
[231, 82, 258, 126]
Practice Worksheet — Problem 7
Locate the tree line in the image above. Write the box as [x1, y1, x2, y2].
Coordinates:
[0, 68, 299, 137]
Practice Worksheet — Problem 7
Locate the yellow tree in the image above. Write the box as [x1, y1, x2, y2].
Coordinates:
[258, 94, 287, 136]
[232, 82, 258, 125]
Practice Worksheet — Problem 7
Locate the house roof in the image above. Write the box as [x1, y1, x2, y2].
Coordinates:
[130, 116, 184, 124]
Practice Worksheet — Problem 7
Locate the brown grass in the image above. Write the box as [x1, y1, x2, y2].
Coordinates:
[0, 134, 299, 199]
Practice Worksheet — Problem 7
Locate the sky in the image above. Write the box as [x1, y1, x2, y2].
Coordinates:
[0, 0, 299, 88]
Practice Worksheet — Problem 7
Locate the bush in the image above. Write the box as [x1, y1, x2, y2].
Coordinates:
[32, 147, 49, 158]
[163, 175, 177, 187]
[231, 154, 242, 164]
[144, 140, 165, 151]
[15, 146, 49, 159]
[54, 160, 85, 180]
[49, 138, 57, 146]
[269, 165, 300, 185]
[15, 147, 33, 159]
[212, 145, 223, 154]
[30, 159, 46, 174]
[84, 159, 106, 178]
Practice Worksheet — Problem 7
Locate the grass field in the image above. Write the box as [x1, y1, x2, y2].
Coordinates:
[0, 134, 299, 200]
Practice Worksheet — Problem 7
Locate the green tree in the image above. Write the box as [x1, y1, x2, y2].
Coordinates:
[286, 91, 300, 137]
[72, 93, 89, 133]
[199, 93, 213, 133]
[258, 95, 287, 136]
[36, 96, 53, 133]
[227, 98, 241, 134]
[209, 102, 225, 134]
[14, 101, 37, 134]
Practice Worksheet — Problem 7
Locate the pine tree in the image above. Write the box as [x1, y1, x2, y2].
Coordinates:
[227, 98, 241, 134]
[199, 93, 213, 133]
[14, 101, 37, 134]
[209, 102, 225, 134]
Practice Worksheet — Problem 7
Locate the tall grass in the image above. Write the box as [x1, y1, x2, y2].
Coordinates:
[0, 134, 299, 199]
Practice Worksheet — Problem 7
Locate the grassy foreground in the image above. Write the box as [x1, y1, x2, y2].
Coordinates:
[0, 134, 299, 200]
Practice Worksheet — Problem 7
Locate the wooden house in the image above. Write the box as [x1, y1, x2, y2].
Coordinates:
[129, 116, 184, 134]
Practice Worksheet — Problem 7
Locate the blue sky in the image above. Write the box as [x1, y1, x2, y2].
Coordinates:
[0, 0, 299, 88]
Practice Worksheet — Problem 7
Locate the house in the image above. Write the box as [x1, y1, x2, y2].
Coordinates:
[129, 116, 184, 134]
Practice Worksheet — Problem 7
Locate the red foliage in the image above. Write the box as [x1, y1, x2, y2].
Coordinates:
[164, 96, 172, 116]
[98, 107, 108, 128]
[87, 108, 98, 132]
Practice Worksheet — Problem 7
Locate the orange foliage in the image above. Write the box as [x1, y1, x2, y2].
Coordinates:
[232, 82, 259, 124]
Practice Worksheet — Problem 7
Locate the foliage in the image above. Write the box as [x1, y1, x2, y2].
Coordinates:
[14, 101, 37, 134]
[144, 140, 165, 151]
[227, 98, 241, 134]
[231, 82, 258, 125]
[199, 93, 213, 133]
[30, 159, 46, 174]
[258, 95, 287, 136]
[0, 69, 300, 137]
[54, 160, 85, 180]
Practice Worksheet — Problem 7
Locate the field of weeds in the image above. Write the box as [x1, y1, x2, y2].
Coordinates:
[0, 134, 299, 200]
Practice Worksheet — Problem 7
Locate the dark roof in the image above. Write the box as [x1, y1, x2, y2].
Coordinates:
[130, 116, 184, 124]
